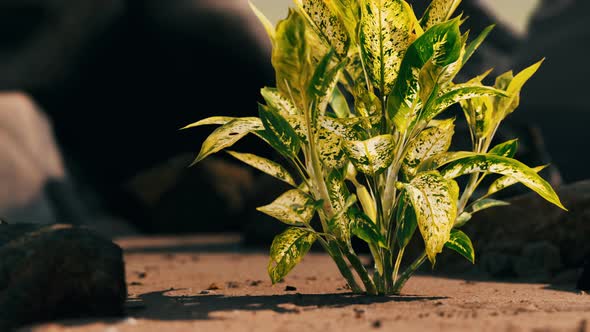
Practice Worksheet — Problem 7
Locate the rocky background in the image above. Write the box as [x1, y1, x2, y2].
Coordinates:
[0, 0, 588, 329]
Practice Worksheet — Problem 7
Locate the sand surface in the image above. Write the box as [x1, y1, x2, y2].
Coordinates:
[21, 235, 590, 332]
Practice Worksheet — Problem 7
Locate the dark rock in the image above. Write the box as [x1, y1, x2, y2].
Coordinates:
[433, 181, 590, 281]
[513, 242, 562, 282]
[578, 258, 590, 291]
[0, 224, 126, 330]
[285, 285, 297, 292]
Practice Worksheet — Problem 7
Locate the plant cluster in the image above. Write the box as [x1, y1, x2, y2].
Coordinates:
[185, 0, 565, 295]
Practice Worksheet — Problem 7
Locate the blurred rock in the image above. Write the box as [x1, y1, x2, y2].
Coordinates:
[514, 242, 562, 282]
[431, 180, 590, 282]
[0, 224, 126, 330]
[124, 155, 256, 233]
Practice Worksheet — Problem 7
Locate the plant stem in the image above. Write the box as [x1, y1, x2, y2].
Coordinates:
[340, 244, 378, 295]
[392, 247, 405, 283]
[392, 252, 427, 294]
[319, 238, 362, 293]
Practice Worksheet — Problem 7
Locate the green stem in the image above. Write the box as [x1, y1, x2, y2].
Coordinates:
[320, 239, 362, 293]
[392, 247, 405, 284]
[340, 244, 378, 295]
[392, 252, 427, 294]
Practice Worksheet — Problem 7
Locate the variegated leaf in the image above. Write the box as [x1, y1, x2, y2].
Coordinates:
[359, 0, 422, 95]
[444, 229, 475, 263]
[494, 59, 544, 120]
[440, 154, 566, 210]
[308, 49, 346, 118]
[181, 116, 238, 130]
[403, 171, 459, 264]
[425, 84, 507, 125]
[325, 170, 352, 240]
[259, 104, 301, 158]
[273, 10, 310, 111]
[455, 198, 510, 227]
[420, 0, 462, 29]
[261, 87, 299, 116]
[343, 135, 395, 175]
[487, 165, 547, 196]
[297, 0, 350, 57]
[194, 118, 264, 163]
[227, 151, 296, 186]
[403, 118, 455, 176]
[489, 139, 518, 158]
[268, 227, 317, 283]
[389, 18, 461, 132]
[463, 25, 494, 65]
[258, 189, 316, 225]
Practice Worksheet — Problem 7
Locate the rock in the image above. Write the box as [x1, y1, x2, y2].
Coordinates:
[579, 258, 590, 291]
[0, 224, 126, 330]
[513, 242, 562, 282]
[0, 93, 65, 224]
[431, 181, 590, 281]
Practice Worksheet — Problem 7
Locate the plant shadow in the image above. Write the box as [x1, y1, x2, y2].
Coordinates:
[121, 289, 447, 322]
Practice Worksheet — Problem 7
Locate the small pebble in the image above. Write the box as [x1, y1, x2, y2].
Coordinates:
[372, 320, 382, 329]
[227, 281, 240, 289]
[129, 282, 143, 286]
[136, 272, 147, 279]
[249, 280, 263, 286]
[207, 283, 221, 290]
[200, 290, 213, 295]
[354, 308, 365, 319]
[285, 285, 297, 291]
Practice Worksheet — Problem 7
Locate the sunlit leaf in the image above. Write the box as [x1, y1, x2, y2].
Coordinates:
[193, 118, 264, 164]
[259, 104, 301, 158]
[325, 170, 352, 240]
[181, 116, 238, 130]
[444, 229, 475, 263]
[261, 87, 300, 116]
[440, 154, 566, 210]
[420, 0, 462, 29]
[343, 135, 396, 175]
[297, 0, 350, 57]
[489, 139, 518, 158]
[360, 0, 422, 95]
[330, 86, 351, 118]
[258, 189, 316, 225]
[268, 227, 317, 283]
[487, 165, 547, 196]
[403, 171, 458, 264]
[403, 118, 455, 176]
[227, 150, 296, 186]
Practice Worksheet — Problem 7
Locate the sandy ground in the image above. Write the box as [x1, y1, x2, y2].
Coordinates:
[21, 235, 590, 332]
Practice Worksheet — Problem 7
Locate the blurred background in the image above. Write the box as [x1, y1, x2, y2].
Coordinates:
[0, 0, 587, 240]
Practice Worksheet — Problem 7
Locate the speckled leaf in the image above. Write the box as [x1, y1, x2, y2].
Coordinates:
[359, 0, 422, 95]
[259, 104, 301, 158]
[456, 198, 510, 227]
[343, 135, 395, 175]
[489, 139, 518, 158]
[297, 0, 350, 57]
[325, 170, 353, 240]
[258, 189, 316, 225]
[487, 165, 547, 196]
[420, 0, 462, 29]
[268, 227, 317, 283]
[273, 10, 310, 111]
[194, 118, 264, 163]
[403, 171, 459, 264]
[261, 87, 300, 116]
[308, 49, 346, 117]
[425, 84, 507, 125]
[388, 18, 461, 132]
[440, 154, 566, 210]
[403, 118, 455, 176]
[181, 116, 238, 130]
[227, 151, 296, 186]
[444, 229, 475, 263]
